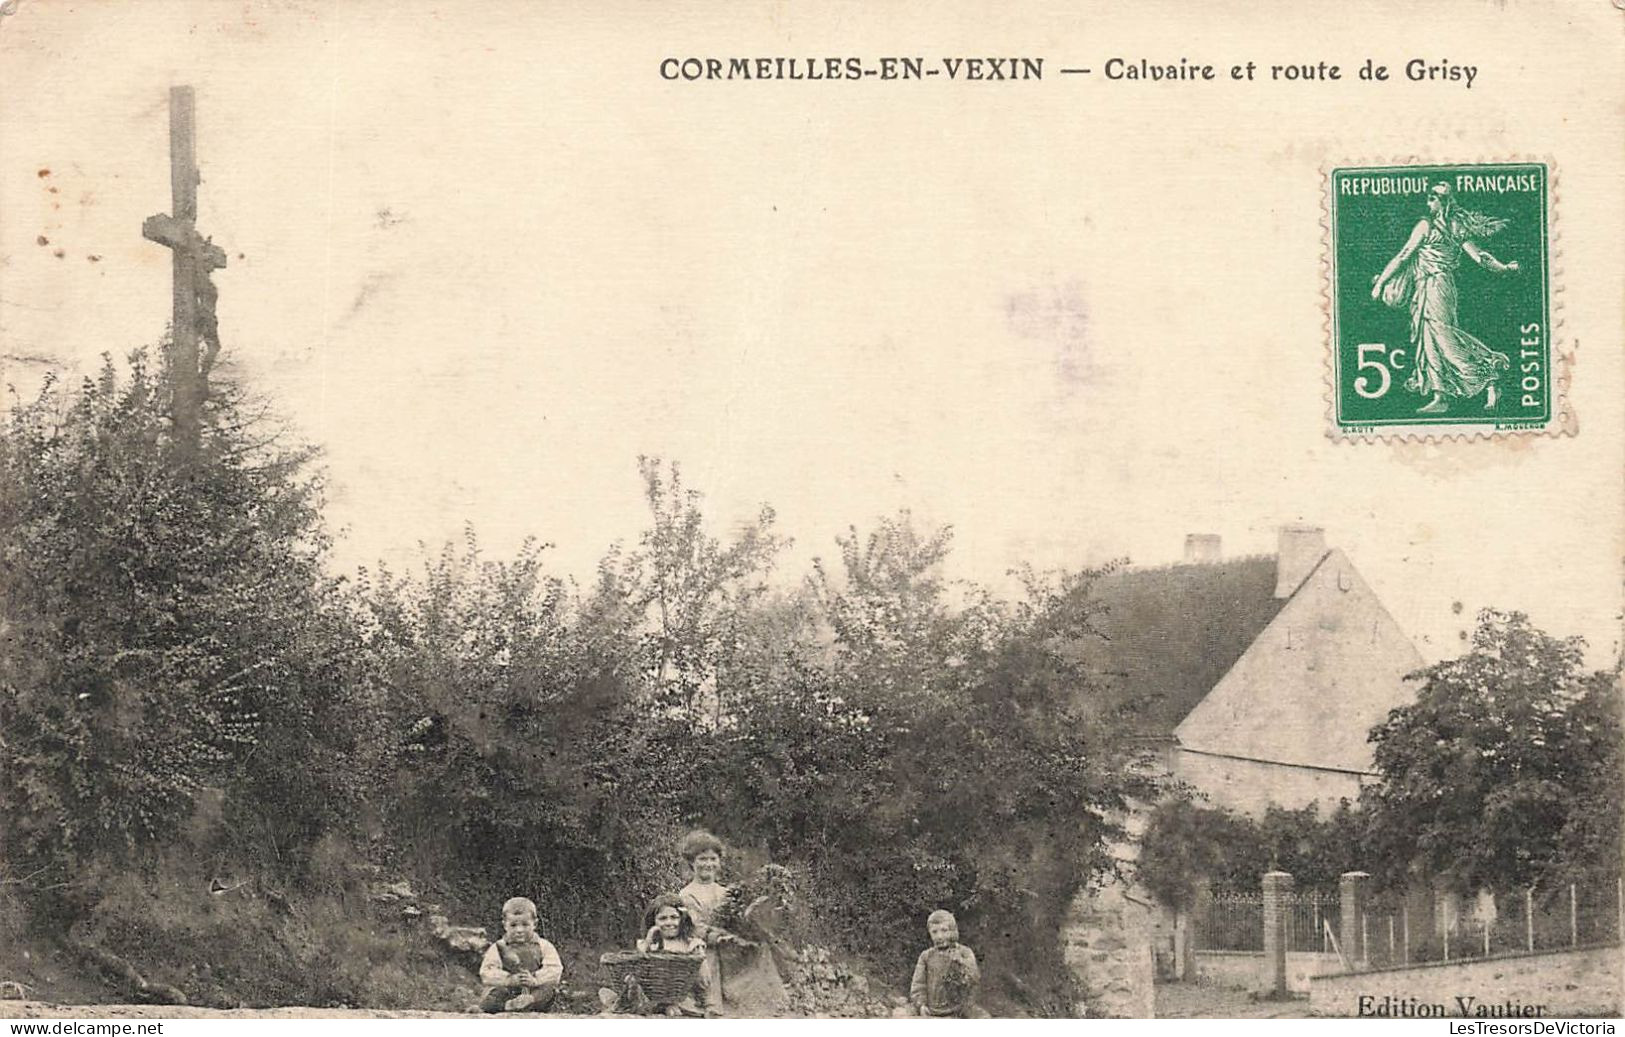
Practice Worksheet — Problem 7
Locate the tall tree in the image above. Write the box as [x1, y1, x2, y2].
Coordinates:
[807, 511, 957, 700]
[1362, 609, 1621, 892]
[629, 457, 787, 724]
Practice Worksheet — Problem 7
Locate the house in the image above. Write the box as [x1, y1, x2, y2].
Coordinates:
[1063, 526, 1424, 1006]
[1086, 525, 1424, 817]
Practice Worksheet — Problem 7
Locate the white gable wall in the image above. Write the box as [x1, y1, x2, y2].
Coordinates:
[1174, 749, 1376, 816]
[1172, 548, 1423, 815]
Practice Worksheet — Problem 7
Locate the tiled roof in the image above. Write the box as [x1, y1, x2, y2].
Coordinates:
[1079, 555, 1285, 733]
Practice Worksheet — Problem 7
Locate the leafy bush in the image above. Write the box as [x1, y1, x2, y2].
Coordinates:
[685, 518, 1157, 1004]
[1138, 798, 1368, 903]
[351, 530, 666, 940]
[0, 353, 359, 881]
[0, 352, 1163, 1015]
[353, 483, 1157, 1011]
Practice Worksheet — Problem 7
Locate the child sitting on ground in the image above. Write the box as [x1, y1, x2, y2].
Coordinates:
[905, 909, 988, 1018]
[478, 896, 563, 1013]
[602, 894, 711, 1017]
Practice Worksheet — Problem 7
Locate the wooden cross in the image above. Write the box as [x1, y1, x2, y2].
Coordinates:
[142, 85, 226, 452]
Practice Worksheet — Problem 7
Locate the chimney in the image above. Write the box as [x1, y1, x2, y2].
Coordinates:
[1275, 524, 1327, 598]
[1183, 533, 1222, 564]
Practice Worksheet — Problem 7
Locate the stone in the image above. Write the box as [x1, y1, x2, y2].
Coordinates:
[372, 880, 417, 903]
[425, 912, 489, 953]
[442, 927, 490, 954]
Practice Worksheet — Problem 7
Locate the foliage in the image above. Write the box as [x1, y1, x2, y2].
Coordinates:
[1136, 800, 1258, 907]
[1362, 609, 1622, 893]
[626, 457, 789, 725]
[1, 353, 1162, 1014]
[698, 517, 1158, 1003]
[1137, 798, 1367, 905]
[0, 352, 357, 878]
[807, 513, 957, 698]
[348, 461, 797, 942]
[351, 529, 662, 939]
[355, 497, 1156, 1011]
[1138, 610, 1622, 908]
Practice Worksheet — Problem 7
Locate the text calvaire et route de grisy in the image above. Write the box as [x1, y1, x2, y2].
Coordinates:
[657, 55, 1479, 88]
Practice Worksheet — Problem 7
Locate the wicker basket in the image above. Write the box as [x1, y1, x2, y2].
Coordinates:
[599, 950, 703, 1003]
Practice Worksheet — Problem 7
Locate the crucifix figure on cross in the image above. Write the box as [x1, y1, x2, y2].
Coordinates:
[142, 213, 226, 364]
[142, 85, 227, 452]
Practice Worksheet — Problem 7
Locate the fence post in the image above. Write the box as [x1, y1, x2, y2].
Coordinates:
[1339, 871, 1369, 966]
[1388, 915, 1395, 963]
[1184, 879, 1211, 981]
[1617, 878, 1623, 946]
[1570, 884, 1578, 947]
[1173, 906, 1188, 982]
[1402, 904, 1409, 965]
[1262, 871, 1293, 997]
[1526, 887, 1535, 952]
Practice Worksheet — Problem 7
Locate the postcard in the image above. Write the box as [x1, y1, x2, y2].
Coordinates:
[1, 0, 1620, 1023]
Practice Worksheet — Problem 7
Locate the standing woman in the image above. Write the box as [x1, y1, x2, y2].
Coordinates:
[675, 829, 790, 1014]
[1371, 182, 1518, 413]
[677, 830, 731, 1014]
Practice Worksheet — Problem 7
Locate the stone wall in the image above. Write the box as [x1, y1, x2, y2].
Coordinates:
[1194, 950, 1341, 994]
[1063, 881, 1155, 1017]
[1193, 951, 1264, 991]
[1309, 945, 1622, 1018]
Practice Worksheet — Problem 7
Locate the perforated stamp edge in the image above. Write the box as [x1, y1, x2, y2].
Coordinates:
[1320, 157, 1574, 444]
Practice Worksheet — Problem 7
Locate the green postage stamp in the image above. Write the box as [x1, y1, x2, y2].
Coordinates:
[1326, 161, 1568, 439]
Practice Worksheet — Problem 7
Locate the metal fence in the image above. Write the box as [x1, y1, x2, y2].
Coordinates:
[1361, 878, 1623, 968]
[1284, 890, 1340, 954]
[1358, 897, 1410, 969]
[1192, 877, 1620, 969]
[1193, 889, 1339, 953]
[1194, 891, 1263, 951]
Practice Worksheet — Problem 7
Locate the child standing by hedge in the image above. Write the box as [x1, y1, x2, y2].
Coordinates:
[906, 910, 987, 1018]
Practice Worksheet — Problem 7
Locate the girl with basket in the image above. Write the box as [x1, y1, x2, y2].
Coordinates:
[600, 894, 713, 1016]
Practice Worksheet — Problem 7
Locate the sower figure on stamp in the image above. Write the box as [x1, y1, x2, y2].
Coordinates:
[1370, 182, 1517, 414]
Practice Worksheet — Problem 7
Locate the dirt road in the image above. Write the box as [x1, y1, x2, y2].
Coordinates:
[0, 1001, 543, 1020]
